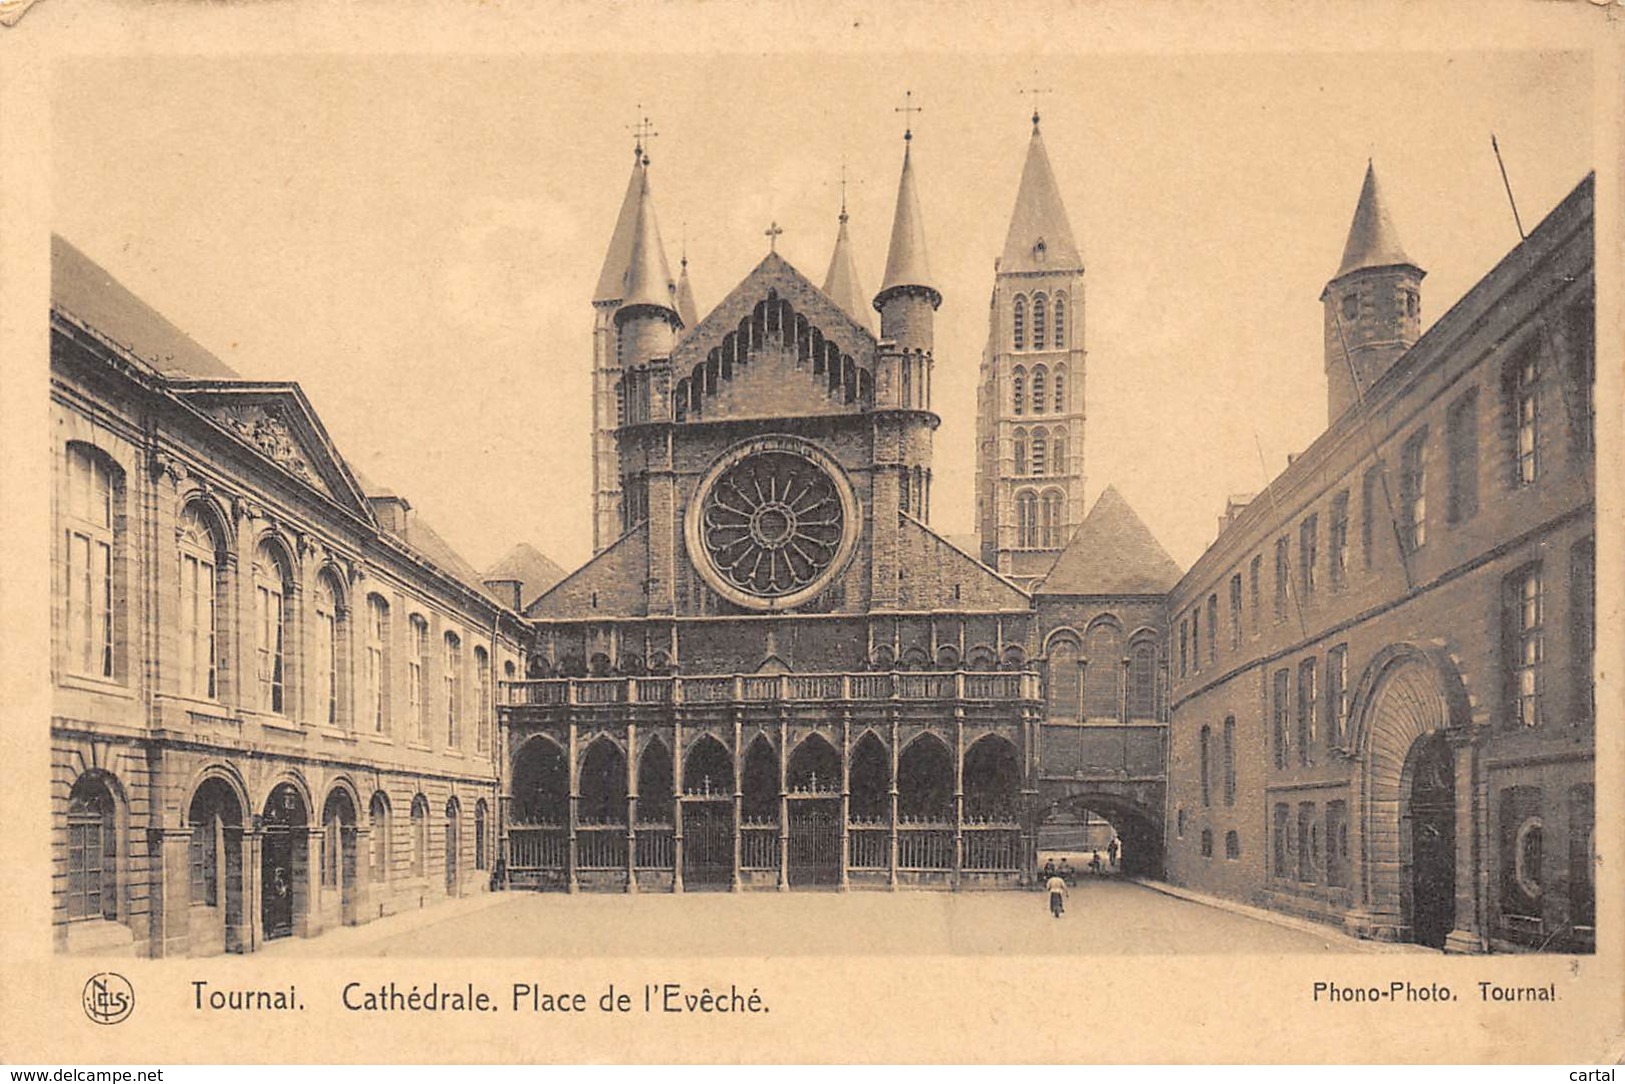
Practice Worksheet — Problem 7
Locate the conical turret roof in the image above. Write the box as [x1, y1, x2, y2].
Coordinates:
[876, 139, 937, 303]
[1000, 117, 1082, 273]
[822, 208, 872, 332]
[619, 160, 678, 317]
[593, 150, 645, 304]
[675, 256, 700, 328]
[1333, 161, 1420, 280]
[1035, 486, 1184, 596]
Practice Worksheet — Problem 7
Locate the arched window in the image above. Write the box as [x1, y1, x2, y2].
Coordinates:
[312, 571, 343, 727]
[177, 504, 222, 700]
[1016, 490, 1039, 548]
[1033, 295, 1047, 350]
[1052, 432, 1066, 477]
[474, 645, 491, 753]
[1225, 830, 1241, 860]
[444, 631, 463, 748]
[1013, 428, 1028, 475]
[1012, 295, 1026, 350]
[1084, 623, 1122, 718]
[1041, 490, 1064, 548]
[410, 794, 428, 878]
[66, 773, 118, 921]
[253, 539, 293, 715]
[1053, 365, 1066, 412]
[1031, 429, 1048, 475]
[1031, 367, 1047, 414]
[62, 444, 120, 681]
[474, 799, 489, 871]
[1053, 294, 1067, 348]
[1012, 369, 1026, 415]
[408, 615, 429, 742]
[368, 791, 390, 884]
[365, 595, 390, 733]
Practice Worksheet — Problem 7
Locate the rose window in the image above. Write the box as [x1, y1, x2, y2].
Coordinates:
[687, 439, 859, 611]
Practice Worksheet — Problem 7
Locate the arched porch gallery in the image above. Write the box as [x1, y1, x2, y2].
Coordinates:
[503, 725, 1033, 890]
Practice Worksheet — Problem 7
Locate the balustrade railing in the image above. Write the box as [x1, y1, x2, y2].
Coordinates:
[508, 825, 568, 870]
[576, 825, 628, 869]
[503, 670, 1038, 708]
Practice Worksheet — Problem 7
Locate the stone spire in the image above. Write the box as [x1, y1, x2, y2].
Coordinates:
[674, 252, 700, 329]
[1333, 160, 1419, 280]
[593, 148, 645, 304]
[822, 191, 872, 332]
[617, 159, 678, 320]
[875, 134, 939, 308]
[999, 112, 1082, 273]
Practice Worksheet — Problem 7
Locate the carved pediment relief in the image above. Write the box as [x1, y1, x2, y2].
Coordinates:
[202, 402, 332, 498]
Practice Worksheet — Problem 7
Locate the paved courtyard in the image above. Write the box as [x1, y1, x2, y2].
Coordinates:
[267, 878, 1382, 957]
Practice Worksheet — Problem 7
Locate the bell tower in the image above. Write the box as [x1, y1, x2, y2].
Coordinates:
[975, 110, 1086, 587]
[1321, 161, 1425, 424]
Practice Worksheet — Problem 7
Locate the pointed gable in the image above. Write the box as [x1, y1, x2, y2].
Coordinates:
[1000, 121, 1082, 274]
[526, 524, 650, 619]
[672, 252, 877, 422]
[1037, 486, 1183, 596]
[1333, 161, 1420, 280]
[897, 517, 1031, 610]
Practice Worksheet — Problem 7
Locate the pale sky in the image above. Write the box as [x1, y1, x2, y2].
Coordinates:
[52, 51, 1592, 575]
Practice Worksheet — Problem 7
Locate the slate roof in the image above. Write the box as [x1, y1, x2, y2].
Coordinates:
[1036, 486, 1183, 596]
[877, 140, 935, 299]
[999, 120, 1082, 274]
[593, 151, 646, 303]
[484, 542, 569, 610]
[1333, 160, 1420, 280]
[821, 208, 873, 332]
[52, 234, 241, 380]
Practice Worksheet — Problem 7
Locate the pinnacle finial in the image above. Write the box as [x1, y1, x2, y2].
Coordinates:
[895, 89, 922, 142]
[627, 109, 658, 162]
[1019, 85, 1053, 130]
[765, 221, 783, 253]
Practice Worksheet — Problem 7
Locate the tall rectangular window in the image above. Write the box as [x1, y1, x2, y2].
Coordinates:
[1399, 428, 1428, 553]
[1297, 658, 1317, 767]
[1446, 388, 1479, 523]
[1571, 538, 1595, 729]
[1199, 725, 1212, 808]
[1325, 801, 1350, 888]
[1297, 802, 1316, 882]
[409, 615, 428, 742]
[1506, 564, 1543, 728]
[445, 632, 462, 748]
[1328, 491, 1349, 587]
[475, 646, 492, 753]
[1228, 574, 1243, 650]
[1274, 536, 1290, 621]
[1273, 803, 1290, 878]
[1205, 595, 1218, 666]
[1272, 668, 1290, 770]
[1361, 465, 1382, 569]
[1190, 611, 1200, 673]
[1508, 344, 1540, 486]
[366, 596, 389, 733]
[62, 446, 116, 680]
[1249, 555, 1262, 628]
[1299, 514, 1318, 601]
[177, 511, 218, 701]
[1179, 619, 1189, 678]
[1222, 716, 1236, 806]
[1326, 644, 1349, 751]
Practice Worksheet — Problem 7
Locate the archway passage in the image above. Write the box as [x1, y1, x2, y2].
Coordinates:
[1037, 794, 1163, 879]
[509, 738, 569, 875]
[261, 782, 308, 941]
[187, 777, 245, 954]
[787, 736, 842, 887]
[682, 737, 735, 889]
[1405, 734, 1455, 950]
[319, 787, 359, 929]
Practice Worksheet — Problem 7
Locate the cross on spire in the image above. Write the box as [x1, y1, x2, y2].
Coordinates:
[765, 221, 783, 252]
[626, 109, 658, 161]
[1019, 85, 1054, 127]
[895, 89, 922, 141]
[839, 160, 849, 220]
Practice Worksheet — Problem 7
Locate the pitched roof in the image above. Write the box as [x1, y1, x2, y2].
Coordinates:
[876, 139, 936, 301]
[593, 151, 646, 304]
[484, 542, 569, 609]
[1036, 486, 1183, 596]
[821, 208, 873, 332]
[999, 119, 1082, 274]
[1333, 160, 1421, 280]
[51, 234, 241, 380]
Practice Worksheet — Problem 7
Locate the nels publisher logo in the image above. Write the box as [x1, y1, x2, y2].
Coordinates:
[82, 971, 134, 1025]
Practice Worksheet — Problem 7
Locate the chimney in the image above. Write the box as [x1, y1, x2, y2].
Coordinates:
[484, 578, 524, 611]
[368, 494, 412, 535]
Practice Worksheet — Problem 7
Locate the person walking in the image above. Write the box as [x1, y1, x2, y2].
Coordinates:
[1046, 872, 1068, 918]
[1108, 837, 1120, 870]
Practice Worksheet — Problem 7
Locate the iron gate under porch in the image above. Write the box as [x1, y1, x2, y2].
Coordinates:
[788, 799, 840, 887]
[683, 801, 733, 889]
